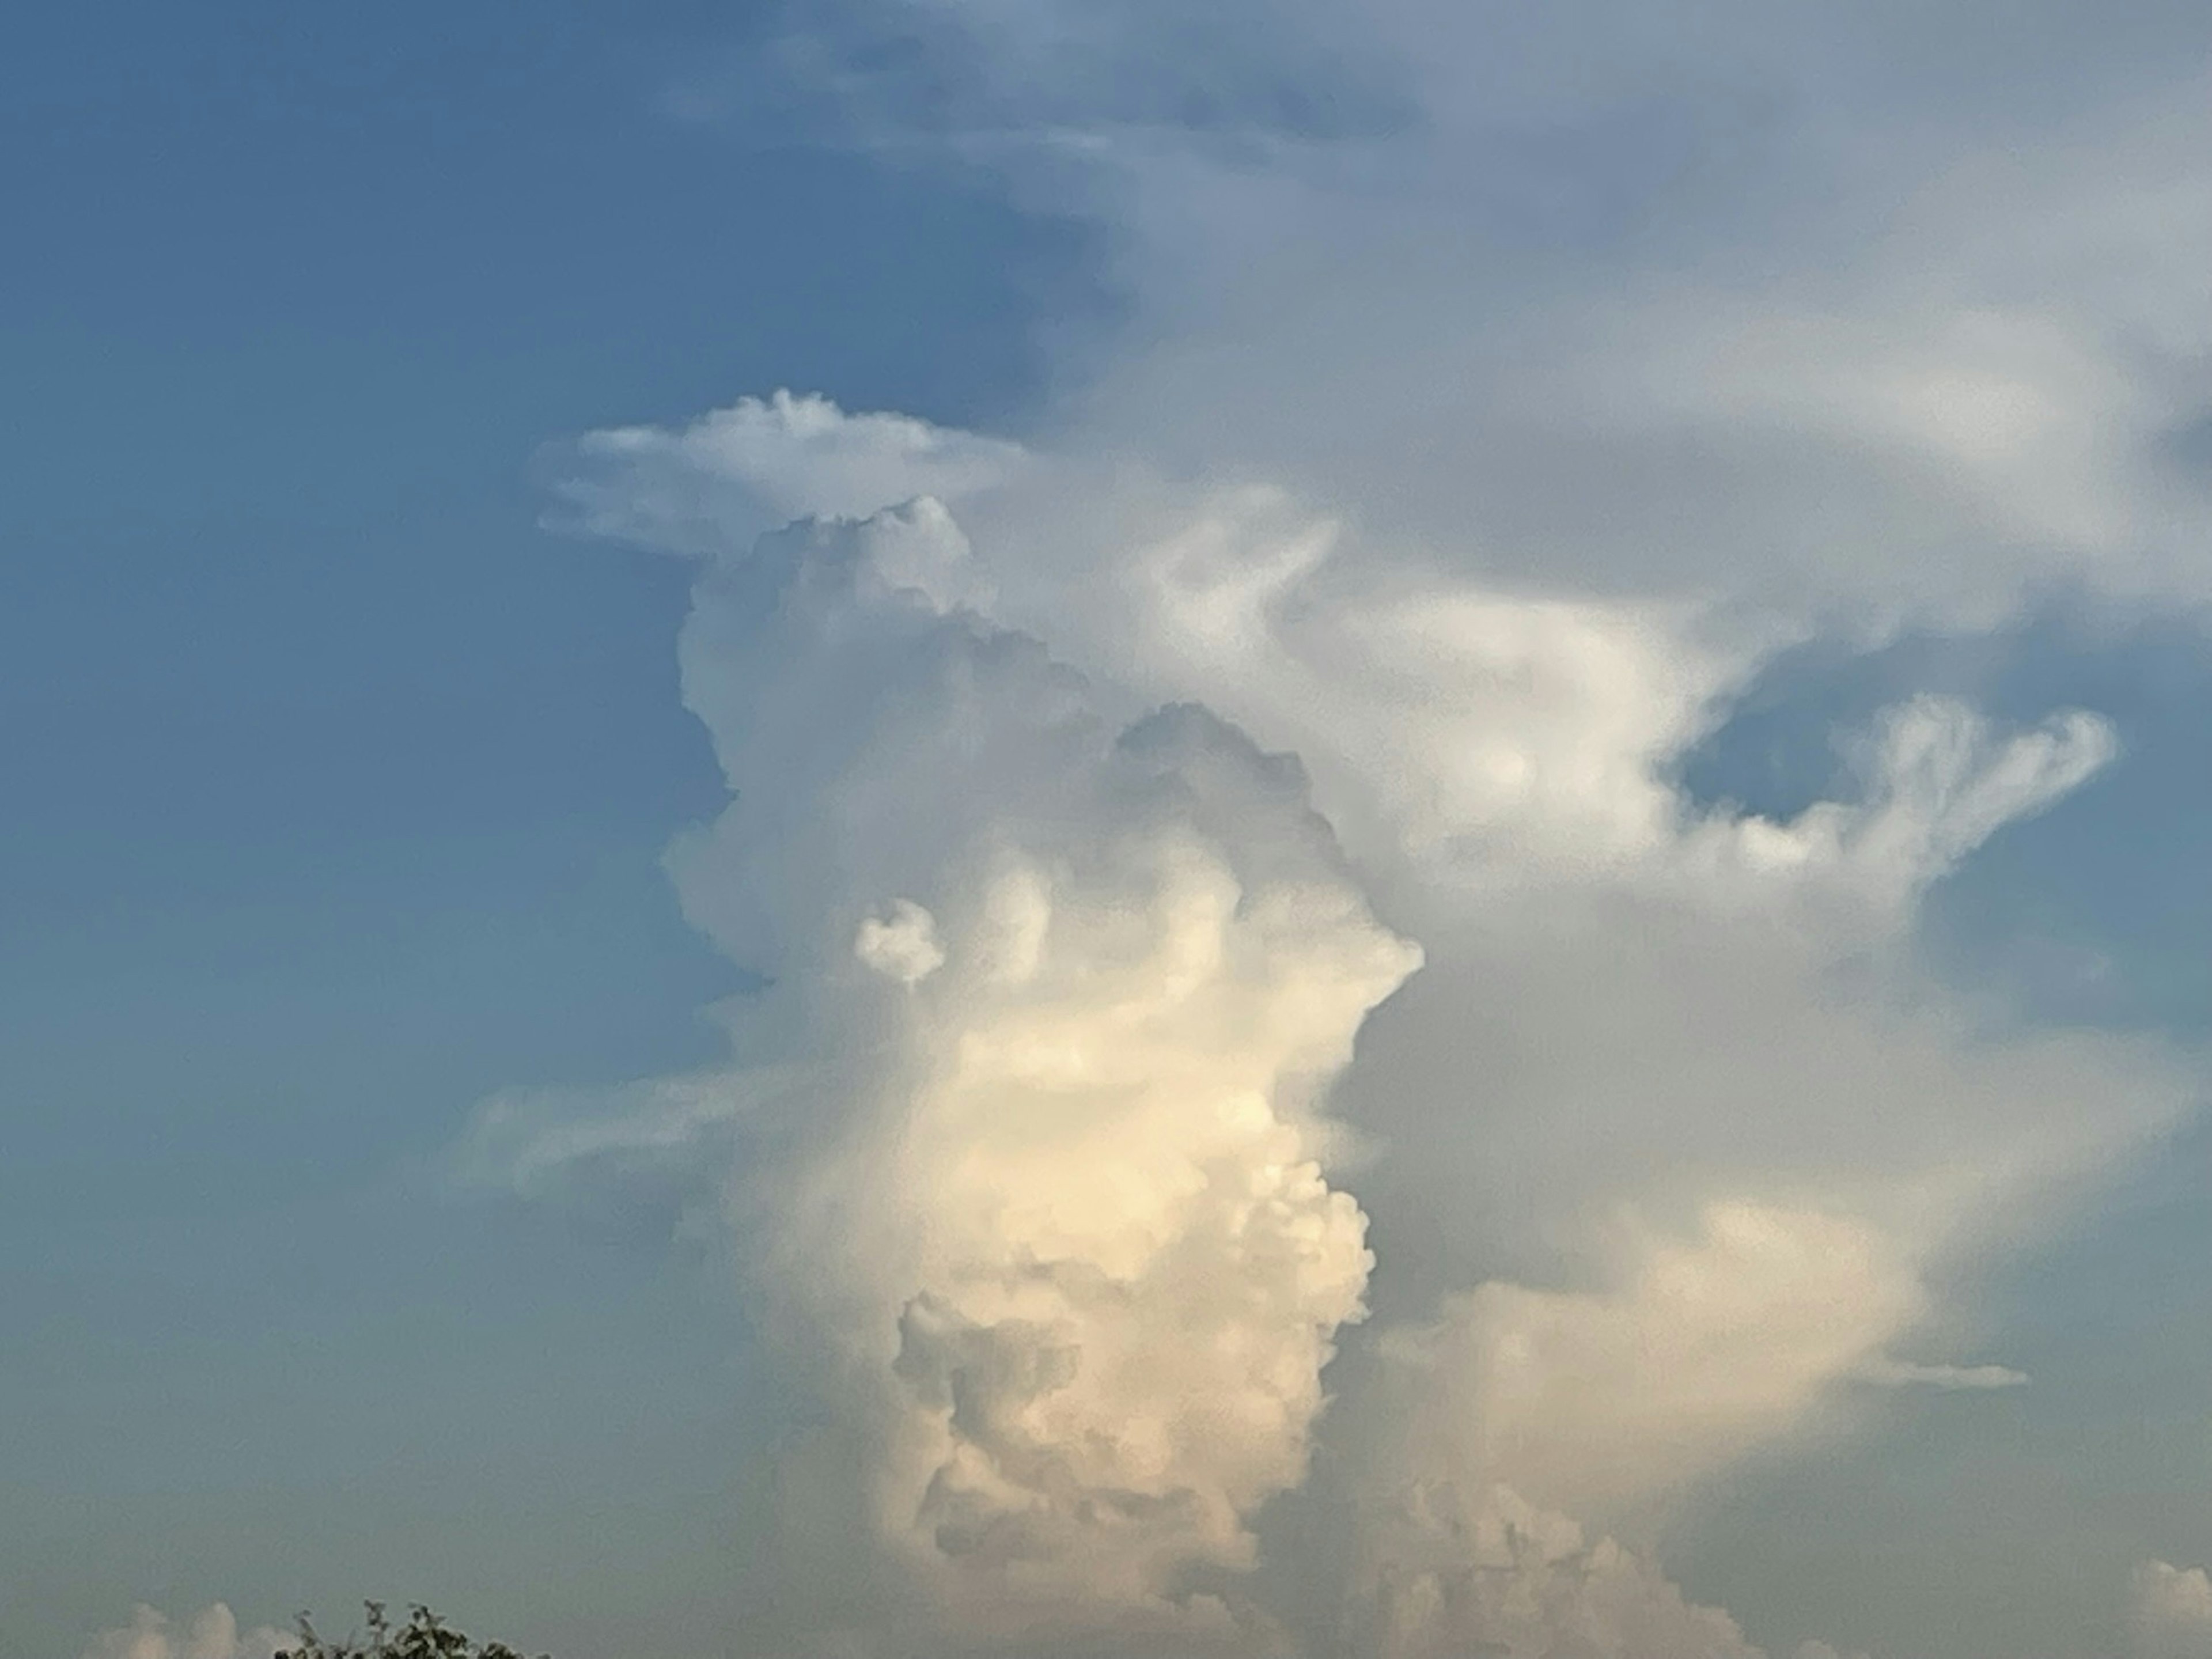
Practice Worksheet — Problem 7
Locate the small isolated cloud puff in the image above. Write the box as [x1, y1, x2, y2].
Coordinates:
[80, 1605, 287, 1659]
[2131, 1561, 2212, 1659]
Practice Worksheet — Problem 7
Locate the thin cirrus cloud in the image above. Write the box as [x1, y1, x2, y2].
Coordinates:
[439, 3, 2212, 1657]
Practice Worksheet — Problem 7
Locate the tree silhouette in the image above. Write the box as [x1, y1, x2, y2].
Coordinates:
[276, 1601, 544, 1659]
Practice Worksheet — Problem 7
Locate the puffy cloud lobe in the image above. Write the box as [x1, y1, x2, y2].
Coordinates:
[551, 389, 1024, 560]
[855, 899, 947, 984]
[2132, 1562, 2212, 1659]
[1361, 1483, 1767, 1659]
[862, 832, 1409, 1617]
[80, 1605, 286, 1659]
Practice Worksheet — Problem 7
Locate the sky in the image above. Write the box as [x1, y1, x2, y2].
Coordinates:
[9, 5, 2212, 1659]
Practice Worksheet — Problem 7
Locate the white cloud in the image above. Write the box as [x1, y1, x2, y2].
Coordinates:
[1695, 694, 2119, 917]
[551, 388, 1025, 559]
[1365, 1203, 1926, 1524]
[2131, 1561, 2212, 1659]
[79, 1605, 287, 1659]
[491, 499, 1423, 1645]
[465, 5, 2212, 1656]
[1853, 1358, 2029, 1391]
[487, 392, 2195, 1656]
[854, 898, 947, 984]
[922, 42, 2212, 635]
[1359, 1482, 1767, 1659]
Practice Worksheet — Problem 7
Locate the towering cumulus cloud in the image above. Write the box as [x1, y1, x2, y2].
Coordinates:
[462, 4, 2212, 1656]
[559, 464, 1419, 1644]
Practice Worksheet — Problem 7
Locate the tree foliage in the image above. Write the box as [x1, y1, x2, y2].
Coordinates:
[276, 1602, 544, 1659]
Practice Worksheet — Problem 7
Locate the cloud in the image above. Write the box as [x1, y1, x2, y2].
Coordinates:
[1853, 1358, 2029, 1391]
[483, 384, 2196, 1657]
[853, 898, 948, 984]
[737, 656, 1419, 1632]
[464, 4, 2212, 1655]
[1359, 1482, 1767, 1659]
[2131, 1562, 2212, 1659]
[448, 1068, 764, 1243]
[1768, 696, 2118, 911]
[1363, 1203, 1926, 1524]
[550, 389, 1024, 559]
[483, 492, 1422, 1645]
[80, 1605, 287, 1659]
[788, 12, 2212, 638]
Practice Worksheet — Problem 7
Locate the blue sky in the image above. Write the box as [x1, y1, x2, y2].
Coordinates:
[13, 7, 2212, 1659]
